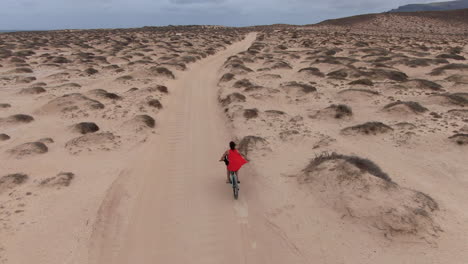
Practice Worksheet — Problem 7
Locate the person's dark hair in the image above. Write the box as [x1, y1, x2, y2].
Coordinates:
[229, 141, 236, 150]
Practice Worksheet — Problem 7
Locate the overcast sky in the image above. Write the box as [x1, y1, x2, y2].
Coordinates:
[0, 0, 449, 30]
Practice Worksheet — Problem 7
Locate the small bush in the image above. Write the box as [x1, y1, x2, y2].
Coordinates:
[349, 79, 373, 86]
[150, 67, 175, 79]
[85, 68, 99, 75]
[73, 122, 100, 134]
[298, 67, 325, 77]
[282, 82, 317, 93]
[244, 109, 259, 119]
[0, 133, 10, 141]
[449, 134, 468, 145]
[19, 87, 46, 94]
[220, 73, 235, 83]
[134, 115, 155, 128]
[148, 99, 162, 109]
[342, 122, 393, 135]
[328, 104, 353, 118]
[8, 114, 34, 123]
[0, 103, 11, 108]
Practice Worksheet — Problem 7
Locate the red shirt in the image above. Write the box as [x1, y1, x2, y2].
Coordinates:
[227, 149, 248, 172]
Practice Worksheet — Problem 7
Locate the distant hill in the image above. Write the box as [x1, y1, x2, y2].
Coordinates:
[389, 0, 468, 12]
[316, 8, 468, 34]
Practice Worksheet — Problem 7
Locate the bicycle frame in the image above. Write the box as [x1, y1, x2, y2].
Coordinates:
[230, 171, 239, 199]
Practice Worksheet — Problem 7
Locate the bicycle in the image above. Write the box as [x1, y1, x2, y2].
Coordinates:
[229, 171, 240, 199]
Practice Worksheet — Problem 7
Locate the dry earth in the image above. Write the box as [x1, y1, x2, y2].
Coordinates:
[1, 13, 468, 264]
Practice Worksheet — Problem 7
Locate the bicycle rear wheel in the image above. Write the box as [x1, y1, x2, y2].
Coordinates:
[231, 172, 239, 199]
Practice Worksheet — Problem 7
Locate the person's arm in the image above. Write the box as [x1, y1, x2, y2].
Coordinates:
[219, 150, 228, 161]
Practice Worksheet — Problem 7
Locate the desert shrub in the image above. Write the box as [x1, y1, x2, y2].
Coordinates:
[8, 114, 34, 123]
[13, 50, 35, 57]
[265, 110, 286, 115]
[339, 88, 380, 95]
[13, 67, 33, 73]
[439, 93, 468, 106]
[85, 68, 99, 75]
[237, 135, 269, 157]
[0, 173, 28, 193]
[328, 104, 353, 118]
[134, 115, 155, 128]
[116, 75, 133, 81]
[430, 64, 468, 75]
[449, 134, 468, 145]
[271, 61, 292, 69]
[383, 101, 428, 113]
[8, 142, 48, 157]
[89, 89, 122, 100]
[298, 67, 325, 77]
[327, 69, 348, 79]
[0, 133, 10, 141]
[220, 73, 235, 83]
[220, 92, 246, 106]
[52, 56, 71, 63]
[436, 54, 465, 60]
[19, 87, 46, 94]
[233, 79, 254, 89]
[0, 103, 11, 108]
[73, 122, 100, 134]
[342, 122, 393, 135]
[244, 109, 259, 119]
[282, 82, 317, 93]
[305, 152, 392, 182]
[148, 99, 162, 109]
[349, 79, 373, 86]
[407, 79, 442, 90]
[369, 69, 408, 82]
[157, 85, 169, 93]
[40, 172, 75, 187]
[150, 66, 175, 79]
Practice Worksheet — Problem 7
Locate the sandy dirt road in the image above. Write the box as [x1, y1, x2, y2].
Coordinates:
[89, 33, 308, 264]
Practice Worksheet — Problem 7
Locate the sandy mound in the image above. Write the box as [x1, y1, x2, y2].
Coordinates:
[7, 142, 48, 158]
[404, 79, 442, 91]
[281, 82, 317, 94]
[40, 172, 75, 188]
[121, 115, 156, 132]
[446, 74, 468, 84]
[383, 101, 428, 114]
[65, 132, 120, 154]
[0, 114, 34, 126]
[219, 73, 235, 83]
[38, 93, 105, 115]
[149, 66, 175, 79]
[311, 104, 353, 120]
[447, 109, 468, 118]
[298, 67, 325, 77]
[0, 173, 28, 195]
[147, 99, 162, 109]
[19, 86, 46, 95]
[431, 93, 468, 107]
[342, 122, 393, 135]
[349, 78, 374, 86]
[338, 89, 380, 101]
[72, 122, 100, 134]
[299, 153, 441, 240]
[449, 134, 468, 145]
[87, 89, 122, 100]
[219, 93, 246, 106]
[237, 135, 270, 158]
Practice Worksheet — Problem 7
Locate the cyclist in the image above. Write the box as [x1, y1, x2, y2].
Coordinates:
[219, 141, 248, 184]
